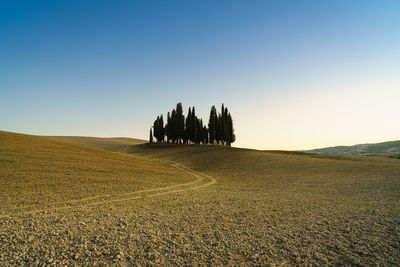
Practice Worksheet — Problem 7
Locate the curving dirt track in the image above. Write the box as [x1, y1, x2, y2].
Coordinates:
[0, 160, 216, 219]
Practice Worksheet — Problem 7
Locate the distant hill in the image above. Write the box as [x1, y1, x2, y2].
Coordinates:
[305, 140, 400, 157]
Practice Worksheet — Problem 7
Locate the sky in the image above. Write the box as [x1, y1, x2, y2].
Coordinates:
[1, 0, 399, 150]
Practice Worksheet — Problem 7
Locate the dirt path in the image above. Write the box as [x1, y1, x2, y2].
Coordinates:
[0, 160, 216, 218]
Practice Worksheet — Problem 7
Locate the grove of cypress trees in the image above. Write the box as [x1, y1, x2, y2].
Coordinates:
[149, 102, 235, 146]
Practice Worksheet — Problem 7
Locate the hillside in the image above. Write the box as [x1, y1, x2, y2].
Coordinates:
[1, 132, 399, 265]
[305, 140, 400, 157]
[0, 131, 191, 215]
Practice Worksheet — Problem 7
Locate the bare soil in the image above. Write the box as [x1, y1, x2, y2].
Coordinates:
[1, 133, 399, 266]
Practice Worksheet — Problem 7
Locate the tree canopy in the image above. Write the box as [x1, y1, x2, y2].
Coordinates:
[149, 102, 235, 146]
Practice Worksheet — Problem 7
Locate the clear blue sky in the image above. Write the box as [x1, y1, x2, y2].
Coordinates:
[1, 0, 399, 150]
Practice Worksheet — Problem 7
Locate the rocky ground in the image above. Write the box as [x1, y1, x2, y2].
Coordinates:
[1, 135, 400, 266]
[2, 162, 400, 266]
[1, 185, 399, 266]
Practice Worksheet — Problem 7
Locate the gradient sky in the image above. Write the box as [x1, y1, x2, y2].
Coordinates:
[1, 0, 399, 150]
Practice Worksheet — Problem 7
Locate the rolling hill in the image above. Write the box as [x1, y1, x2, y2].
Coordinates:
[305, 140, 400, 157]
[1, 131, 399, 265]
[0, 131, 191, 214]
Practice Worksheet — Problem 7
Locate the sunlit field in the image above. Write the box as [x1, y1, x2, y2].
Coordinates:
[1, 131, 399, 265]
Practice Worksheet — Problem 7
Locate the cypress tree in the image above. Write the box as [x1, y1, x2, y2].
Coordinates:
[166, 112, 171, 143]
[183, 114, 186, 142]
[171, 109, 177, 143]
[192, 107, 197, 143]
[221, 103, 225, 145]
[176, 103, 185, 144]
[186, 107, 192, 144]
[159, 115, 165, 142]
[224, 106, 229, 144]
[153, 115, 165, 143]
[149, 128, 153, 143]
[203, 125, 208, 144]
[227, 112, 235, 146]
[153, 116, 159, 142]
[208, 106, 217, 144]
[153, 116, 157, 142]
[216, 113, 222, 144]
[198, 118, 203, 144]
